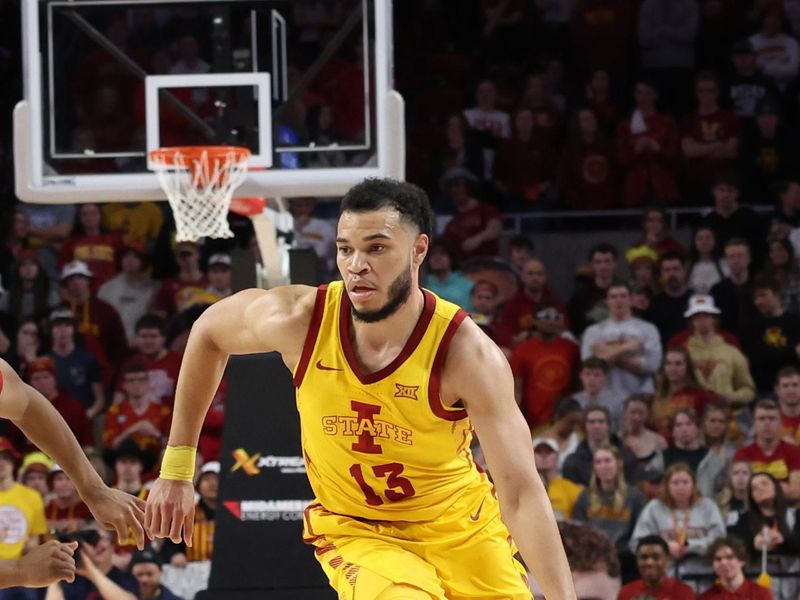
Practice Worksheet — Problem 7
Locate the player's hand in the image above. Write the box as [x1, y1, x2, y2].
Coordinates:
[16, 540, 78, 587]
[83, 485, 146, 550]
[145, 478, 196, 546]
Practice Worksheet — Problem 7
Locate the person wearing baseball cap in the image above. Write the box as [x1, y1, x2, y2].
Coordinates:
[130, 548, 183, 600]
[60, 258, 128, 366]
[683, 294, 755, 424]
[206, 254, 232, 300]
[18, 451, 54, 499]
[533, 437, 583, 520]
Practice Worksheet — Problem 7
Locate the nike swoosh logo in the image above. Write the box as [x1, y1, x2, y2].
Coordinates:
[316, 359, 343, 372]
[470, 499, 485, 521]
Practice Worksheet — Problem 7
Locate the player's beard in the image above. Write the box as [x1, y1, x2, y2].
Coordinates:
[351, 266, 413, 323]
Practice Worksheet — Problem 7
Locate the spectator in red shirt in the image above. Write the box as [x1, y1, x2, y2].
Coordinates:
[700, 536, 773, 600]
[27, 357, 93, 449]
[584, 69, 619, 134]
[734, 399, 800, 502]
[440, 168, 502, 262]
[494, 107, 557, 209]
[618, 535, 697, 600]
[59, 259, 128, 367]
[152, 240, 209, 318]
[776, 366, 800, 444]
[615, 80, 681, 207]
[105, 363, 171, 456]
[496, 258, 566, 351]
[681, 72, 741, 203]
[58, 203, 123, 289]
[511, 304, 580, 430]
[559, 108, 619, 211]
[115, 315, 182, 406]
[45, 464, 93, 533]
[518, 73, 563, 148]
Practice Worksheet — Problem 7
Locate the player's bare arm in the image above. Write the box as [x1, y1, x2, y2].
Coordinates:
[145, 285, 318, 543]
[441, 321, 577, 600]
[0, 359, 145, 550]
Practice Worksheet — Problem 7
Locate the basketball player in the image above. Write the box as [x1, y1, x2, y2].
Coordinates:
[145, 179, 576, 599]
[0, 359, 146, 587]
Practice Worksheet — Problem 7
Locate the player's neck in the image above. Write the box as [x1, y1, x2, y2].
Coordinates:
[349, 288, 425, 354]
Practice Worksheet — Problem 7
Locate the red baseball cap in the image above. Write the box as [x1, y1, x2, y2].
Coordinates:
[27, 356, 57, 378]
[0, 438, 21, 462]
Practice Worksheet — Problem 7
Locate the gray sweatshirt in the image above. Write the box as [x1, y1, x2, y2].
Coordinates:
[630, 497, 725, 556]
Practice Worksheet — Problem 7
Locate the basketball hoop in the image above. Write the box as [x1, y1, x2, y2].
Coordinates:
[148, 146, 251, 242]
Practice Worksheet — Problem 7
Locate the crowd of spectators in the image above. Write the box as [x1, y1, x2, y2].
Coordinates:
[5, 0, 800, 599]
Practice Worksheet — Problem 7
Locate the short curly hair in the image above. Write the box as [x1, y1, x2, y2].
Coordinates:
[558, 521, 620, 577]
[340, 178, 434, 237]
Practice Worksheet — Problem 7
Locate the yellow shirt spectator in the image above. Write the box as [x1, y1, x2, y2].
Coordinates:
[0, 483, 47, 559]
[102, 202, 164, 248]
[546, 477, 584, 520]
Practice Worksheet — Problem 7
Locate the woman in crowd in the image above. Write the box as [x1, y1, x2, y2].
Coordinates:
[762, 237, 800, 316]
[1, 317, 43, 377]
[619, 394, 667, 466]
[632, 206, 685, 258]
[572, 444, 646, 576]
[58, 202, 123, 289]
[0, 250, 59, 323]
[652, 348, 717, 439]
[716, 460, 752, 525]
[687, 226, 729, 294]
[727, 472, 800, 561]
[630, 463, 726, 574]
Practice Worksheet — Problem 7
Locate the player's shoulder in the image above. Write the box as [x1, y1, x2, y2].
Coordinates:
[223, 284, 319, 323]
[445, 316, 509, 379]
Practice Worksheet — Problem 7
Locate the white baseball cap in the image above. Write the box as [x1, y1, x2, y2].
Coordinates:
[683, 294, 721, 318]
[60, 260, 93, 281]
[532, 437, 559, 453]
[208, 254, 232, 268]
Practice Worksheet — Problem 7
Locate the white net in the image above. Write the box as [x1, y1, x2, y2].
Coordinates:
[149, 146, 250, 241]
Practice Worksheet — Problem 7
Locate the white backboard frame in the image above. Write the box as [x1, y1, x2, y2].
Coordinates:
[14, 0, 401, 204]
[145, 72, 273, 169]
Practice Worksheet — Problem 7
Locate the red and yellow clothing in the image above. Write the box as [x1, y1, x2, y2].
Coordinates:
[734, 441, 800, 483]
[699, 580, 773, 600]
[494, 288, 568, 349]
[154, 276, 212, 316]
[546, 477, 583, 521]
[651, 387, 718, 440]
[615, 112, 681, 207]
[58, 233, 123, 288]
[186, 501, 215, 562]
[511, 336, 579, 428]
[45, 499, 93, 532]
[619, 578, 696, 600]
[117, 352, 182, 406]
[295, 282, 530, 598]
[295, 282, 490, 521]
[680, 108, 741, 183]
[0, 483, 47, 560]
[103, 401, 171, 454]
[780, 412, 800, 445]
[441, 203, 501, 261]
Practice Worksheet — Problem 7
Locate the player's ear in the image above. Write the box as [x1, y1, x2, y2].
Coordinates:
[412, 234, 428, 267]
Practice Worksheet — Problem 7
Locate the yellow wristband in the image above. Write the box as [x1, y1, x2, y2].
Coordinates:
[160, 445, 197, 482]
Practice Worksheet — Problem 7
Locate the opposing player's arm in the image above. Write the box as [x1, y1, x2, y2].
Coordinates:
[146, 285, 317, 544]
[443, 321, 576, 600]
[0, 359, 145, 549]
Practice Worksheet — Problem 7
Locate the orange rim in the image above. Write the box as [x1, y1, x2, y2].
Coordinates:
[148, 145, 251, 167]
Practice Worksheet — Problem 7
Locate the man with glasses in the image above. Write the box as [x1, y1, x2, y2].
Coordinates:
[511, 304, 579, 430]
[699, 536, 772, 600]
[104, 363, 171, 455]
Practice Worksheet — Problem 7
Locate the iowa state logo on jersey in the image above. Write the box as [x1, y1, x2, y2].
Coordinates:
[322, 400, 414, 454]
